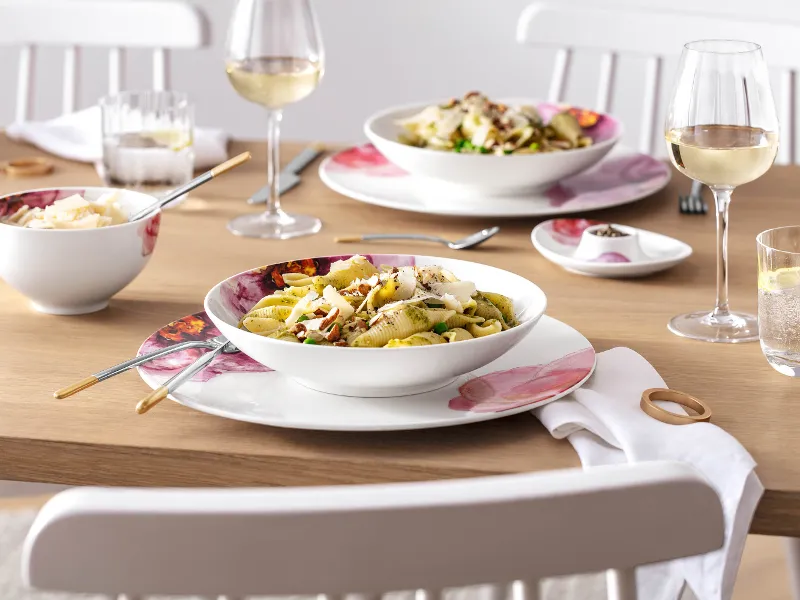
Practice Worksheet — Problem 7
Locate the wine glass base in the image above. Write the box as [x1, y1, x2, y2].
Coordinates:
[227, 211, 322, 240]
[667, 310, 759, 343]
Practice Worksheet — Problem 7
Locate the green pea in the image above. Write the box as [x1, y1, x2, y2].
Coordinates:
[433, 322, 448, 334]
[303, 338, 317, 344]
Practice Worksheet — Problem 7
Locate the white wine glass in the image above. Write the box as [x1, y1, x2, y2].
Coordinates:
[665, 40, 779, 343]
[225, 0, 324, 239]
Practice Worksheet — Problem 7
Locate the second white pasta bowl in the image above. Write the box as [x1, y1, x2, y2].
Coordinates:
[204, 254, 547, 397]
[364, 99, 622, 196]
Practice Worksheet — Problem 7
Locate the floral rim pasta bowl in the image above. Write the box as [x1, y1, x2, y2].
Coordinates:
[364, 97, 622, 196]
[204, 254, 547, 397]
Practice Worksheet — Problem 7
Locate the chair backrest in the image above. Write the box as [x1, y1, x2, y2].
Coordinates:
[0, 0, 209, 122]
[22, 461, 723, 600]
[517, 2, 800, 164]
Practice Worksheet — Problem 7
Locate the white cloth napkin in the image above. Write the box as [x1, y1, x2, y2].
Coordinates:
[533, 347, 762, 600]
[6, 106, 229, 169]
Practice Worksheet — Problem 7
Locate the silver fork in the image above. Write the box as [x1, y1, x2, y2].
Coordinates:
[54, 335, 230, 399]
[679, 180, 708, 215]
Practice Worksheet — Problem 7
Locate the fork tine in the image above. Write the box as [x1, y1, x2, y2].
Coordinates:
[679, 195, 687, 213]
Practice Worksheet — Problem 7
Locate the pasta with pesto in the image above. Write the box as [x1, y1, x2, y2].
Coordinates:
[238, 255, 518, 347]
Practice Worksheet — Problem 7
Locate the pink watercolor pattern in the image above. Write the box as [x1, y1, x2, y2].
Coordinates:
[219, 254, 416, 319]
[0, 188, 86, 218]
[545, 154, 669, 208]
[138, 311, 272, 382]
[138, 212, 161, 257]
[543, 219, 605, 246]
[328, 144, 407, 177]
[592, 252, 630, 263]
[448, 347, 595, 413]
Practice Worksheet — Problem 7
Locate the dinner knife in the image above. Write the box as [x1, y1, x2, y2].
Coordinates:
[248, 143, 324, 204]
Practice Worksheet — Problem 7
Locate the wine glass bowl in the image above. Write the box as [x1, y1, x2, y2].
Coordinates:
[225, 0, 324, 239]
[665, 39, 779, 343]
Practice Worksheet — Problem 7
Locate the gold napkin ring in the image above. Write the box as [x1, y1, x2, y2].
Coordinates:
[640, 388, 712, 425]
[1, 157, 54, 178]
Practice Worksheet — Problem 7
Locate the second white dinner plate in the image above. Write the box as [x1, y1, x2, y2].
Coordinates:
[319, 143, 671, 218]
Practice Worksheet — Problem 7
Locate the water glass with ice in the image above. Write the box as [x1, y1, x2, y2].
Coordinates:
[100, 91, 194, 190]
[757, 226, 800, 376]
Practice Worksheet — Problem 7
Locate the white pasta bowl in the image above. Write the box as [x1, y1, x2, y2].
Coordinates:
[204, 254, 547, 397]
[364, 99, 622, 196]
[0, 187, 161, 315]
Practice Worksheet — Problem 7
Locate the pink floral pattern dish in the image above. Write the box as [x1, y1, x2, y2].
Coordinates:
[319, 145, 670, 218]
[137, 312, 272, 383]
[532, 219, 693, 278]
[137, 313, 595, 431]
[449, 348, 595, 413]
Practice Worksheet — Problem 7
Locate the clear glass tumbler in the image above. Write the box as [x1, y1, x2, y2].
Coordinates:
[757, 226, 800, 376]
[100, 91, 194, 190]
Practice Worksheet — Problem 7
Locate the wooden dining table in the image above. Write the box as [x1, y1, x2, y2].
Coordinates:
[0, 135, 798, 537]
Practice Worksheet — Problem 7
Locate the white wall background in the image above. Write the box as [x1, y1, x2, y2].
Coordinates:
[1, 0, 798, 154]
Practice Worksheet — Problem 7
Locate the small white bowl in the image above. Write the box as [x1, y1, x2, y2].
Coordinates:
[204, 254, 548, 397]
[574, 224, 646, 262]
[364, 99, 622, 196]
[0, 186, 161, 315]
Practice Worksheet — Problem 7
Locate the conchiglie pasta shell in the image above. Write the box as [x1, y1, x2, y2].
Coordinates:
[474, 296, 508, 329]
[442, 328, 474, 342]
[318, 259, 379, 289]
[281, 285, 317, 298]
[352, 305, 434, 348]
[282, 273, 314, 286]
[423, 308, 458, 325]
[467, 319, 503, 338]
[248, 294, 299, 312]
[267, 329, 301, 343]
[479, 291, 517, 326]
[241, 317, 284, 335]
[445, 313, 485, 329]
[385, 332, 446, 347]
[244, 305, 293, 322]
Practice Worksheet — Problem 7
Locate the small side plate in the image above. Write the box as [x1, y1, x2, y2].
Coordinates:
[531, 218, 692, 278]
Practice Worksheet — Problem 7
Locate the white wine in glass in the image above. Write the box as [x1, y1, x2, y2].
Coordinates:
[665, 40, 779, 343]
[225, 0, 324, 239]
[226, 57, 321, 109]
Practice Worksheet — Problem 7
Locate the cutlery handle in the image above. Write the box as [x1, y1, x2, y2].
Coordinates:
[282, 143, 323, 175]
[136, 386, 168, 414]
[54, 340, 213, 399]
[135, 344, 225, 414]
[130, 152, 252, 220]
[336, 234, 446, 244]
[53, 376, 99, 399]
[248, 175, 300, 204]
[211, 151, 253, 177]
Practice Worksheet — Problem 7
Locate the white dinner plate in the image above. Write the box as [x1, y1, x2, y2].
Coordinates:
[137, 312, 596, 432]
[319, 143, 670, 218]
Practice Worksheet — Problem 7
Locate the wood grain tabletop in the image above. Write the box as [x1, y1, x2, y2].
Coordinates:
[0, 136, 797, 536]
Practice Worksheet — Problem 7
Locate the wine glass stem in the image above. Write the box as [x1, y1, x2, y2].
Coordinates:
[264, 109, 284, 218]
[711, 187, 733, 318]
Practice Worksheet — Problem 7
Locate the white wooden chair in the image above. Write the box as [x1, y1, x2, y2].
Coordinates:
[517, 2, 800, 164]
[0, 0, 209, 122]
[22, 461, 723, 600]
